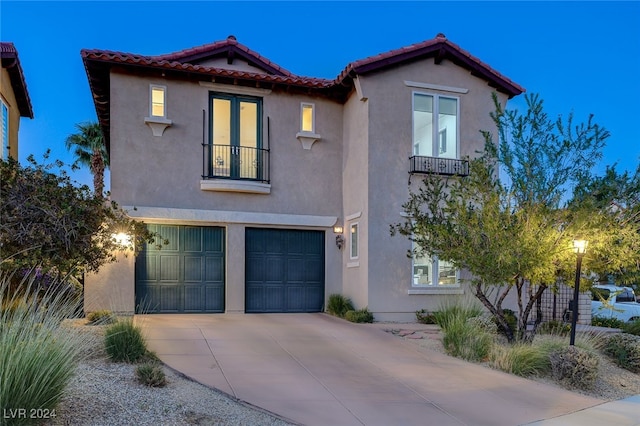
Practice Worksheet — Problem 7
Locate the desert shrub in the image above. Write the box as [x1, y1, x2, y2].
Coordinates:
[441, 318, 494, 362]
[327, 294, 354, 318]
[415, 309, 437, 324]
[433, 299, 483, 331]
[104, 319, 147, 363]
[491, 343, 550, 377]
[1, 271, 89, 424]
[86, 309, 117, 325]
[136, 363, 167, 387]
[493, 308, 518, 337]
[345, 307, 374, 323]
[591, 315, 625, 329]
[622, 319, 640, 336]
[538, 320, 571, 336]
[549, 346, 599, 389]
[603, 333, 640, 373]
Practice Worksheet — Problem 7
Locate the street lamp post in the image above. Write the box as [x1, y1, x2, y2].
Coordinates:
[570, 239, 588, 346]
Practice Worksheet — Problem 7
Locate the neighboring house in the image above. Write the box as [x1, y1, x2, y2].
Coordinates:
[0, 42, 34, 160]
[82, 33, 524, 321]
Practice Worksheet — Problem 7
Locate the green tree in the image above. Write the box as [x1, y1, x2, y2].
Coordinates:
[391, 93, 637, 342]
[65, 121, 109, 197]
[0, 154, 162, 279]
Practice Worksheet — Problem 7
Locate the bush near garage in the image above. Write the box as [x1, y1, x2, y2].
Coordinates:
[604, 333, 640, 373]
[345, 307, 374, 323]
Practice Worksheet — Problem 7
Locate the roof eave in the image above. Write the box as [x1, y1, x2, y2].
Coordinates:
[1, 52, 34, 118]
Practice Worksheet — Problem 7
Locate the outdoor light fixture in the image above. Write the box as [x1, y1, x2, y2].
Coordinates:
[570, 239, 588, 346]
[334, 226, 345, 250]
[112, 232, 133, 250]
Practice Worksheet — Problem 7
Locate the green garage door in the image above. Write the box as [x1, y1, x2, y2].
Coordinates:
[246, 228, 325, 313]
[135, 225, 225, 313]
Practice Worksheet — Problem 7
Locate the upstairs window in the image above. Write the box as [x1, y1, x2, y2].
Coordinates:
[207, 92, 267, 182]
[150, 85, 166, 118]
[413, 93, 458, 159]
[301, 103, 315, 133]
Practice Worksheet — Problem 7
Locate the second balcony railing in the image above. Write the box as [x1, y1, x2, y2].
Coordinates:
[202, 144, 270, 183]
[409, 155, 469, 177]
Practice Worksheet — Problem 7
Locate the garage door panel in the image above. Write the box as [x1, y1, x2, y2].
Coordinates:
[205, 257, 224, 282]
[159, 255, 180, 282]
[184, 257, 203, 282]
[159, 225, 180, 251]
[305, 259, 323, 280]
[136, 225, 225, 313]
[287, 258, 305, 281]
[264, 284, 285, 311]
[306, 286, 324, 311]
[160, 285, 181, 312]
[265, 257, 284, 281]
[183, 227, 203, 252]
[203, 228, 224, 252]
[286, 285, 305, 312]
[138, 256, 157, 281]
[184, 285, 203, 311]
[204, 286, 225, 312]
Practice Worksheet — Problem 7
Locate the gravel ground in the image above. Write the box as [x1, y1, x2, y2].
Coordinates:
[46, 321, 295, 426]
[382, 325, 640, 402]
[47, 321, 639, 425]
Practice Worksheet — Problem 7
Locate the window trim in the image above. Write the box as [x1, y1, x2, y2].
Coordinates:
[149, 85, 167, 119]
[300, 102, 315, 133]
[411, 91, 460, 159]
[349, 222, 359, 260]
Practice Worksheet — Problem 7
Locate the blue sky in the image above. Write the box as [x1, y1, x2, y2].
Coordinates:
[2, 1, 639, 189]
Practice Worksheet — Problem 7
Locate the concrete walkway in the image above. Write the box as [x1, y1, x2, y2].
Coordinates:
[137, 313, 639, 426]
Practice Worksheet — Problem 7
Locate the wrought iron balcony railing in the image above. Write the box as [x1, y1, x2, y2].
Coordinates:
[202, 144, 270, 183]
[409, 155, 469, 177]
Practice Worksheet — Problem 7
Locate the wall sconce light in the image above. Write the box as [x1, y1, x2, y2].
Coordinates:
[112, 232, 134, 251]
[333, 226, 344, 250]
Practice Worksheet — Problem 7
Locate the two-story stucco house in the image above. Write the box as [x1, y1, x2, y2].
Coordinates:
[1, 42, 33, 160]
[82, 34, 524, 321]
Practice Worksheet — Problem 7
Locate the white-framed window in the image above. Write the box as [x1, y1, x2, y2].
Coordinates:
[350, 222, 359, 260]
[412, 92, 459, 159]
[1, 99, 8, 160]
[150, 85, 167, 118]
[412, 240, 458, 287]
[300, 102, 315, 133]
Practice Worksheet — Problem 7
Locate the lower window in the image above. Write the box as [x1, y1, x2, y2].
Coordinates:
[412, 244, 458, 287]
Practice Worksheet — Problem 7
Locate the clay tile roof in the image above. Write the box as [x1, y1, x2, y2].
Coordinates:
[336, 33, 524, 98]
[153, 35, 293, 77]
[1, 42, 34, 118]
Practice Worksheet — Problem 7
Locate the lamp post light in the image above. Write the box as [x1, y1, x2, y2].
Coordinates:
[570, 239, 588, 346]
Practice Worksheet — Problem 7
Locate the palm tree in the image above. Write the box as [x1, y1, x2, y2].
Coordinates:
[65, 122, 109, 196]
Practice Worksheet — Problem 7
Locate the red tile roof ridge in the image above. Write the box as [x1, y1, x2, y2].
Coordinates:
[150, 36, 293, 77]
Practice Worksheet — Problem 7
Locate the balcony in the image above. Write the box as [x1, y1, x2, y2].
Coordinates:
[201, 144, 270, 194]
[409, 155, 469, 177]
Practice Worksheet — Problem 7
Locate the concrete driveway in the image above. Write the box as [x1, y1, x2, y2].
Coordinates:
[137, 313, 623, 426]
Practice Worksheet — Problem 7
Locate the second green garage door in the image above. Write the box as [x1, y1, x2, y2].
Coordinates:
[245, 228, 325, 313]
[135, 225, 225, 313]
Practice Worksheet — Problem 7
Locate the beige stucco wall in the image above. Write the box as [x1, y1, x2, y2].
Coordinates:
[355, 58, 511, 321]
[84, 251, 135, 314]
[0, 67, 22, 159]
[340, 89, 369, 308]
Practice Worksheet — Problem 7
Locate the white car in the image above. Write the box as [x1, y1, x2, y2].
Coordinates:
[591, 285, 640, 323]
